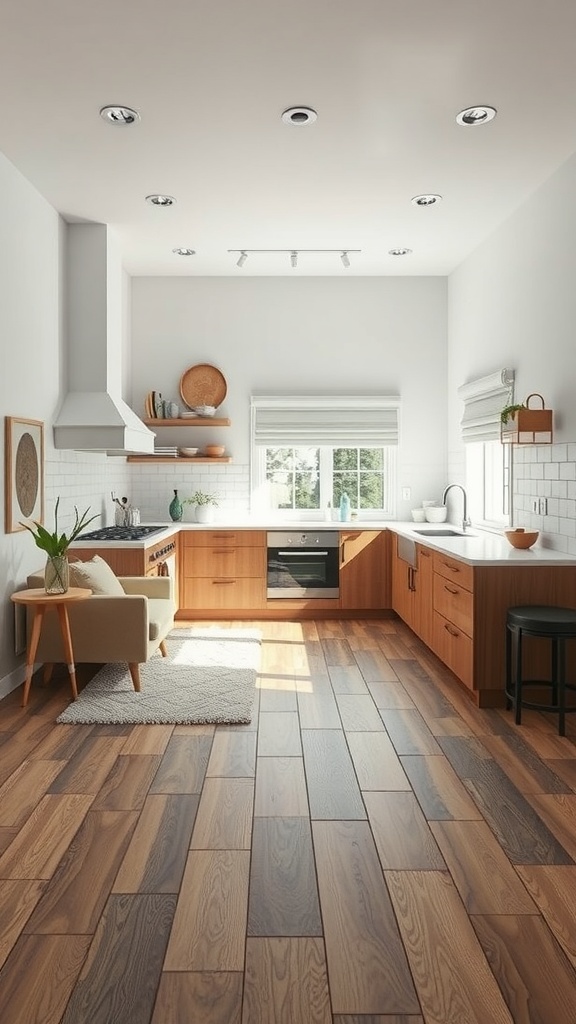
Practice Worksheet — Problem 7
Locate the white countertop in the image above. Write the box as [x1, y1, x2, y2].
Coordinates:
[387, 522, 576, 566]
[70, 518, 576, 566]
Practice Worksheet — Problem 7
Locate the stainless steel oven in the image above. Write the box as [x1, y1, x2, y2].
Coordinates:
[266, 531, 339, 598]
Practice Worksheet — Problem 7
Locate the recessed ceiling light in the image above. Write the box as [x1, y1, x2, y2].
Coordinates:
[146, 194, 176, 206]
[281, 106, 318, 126]
[389, 248, 413, 257]
[456, 105, 497, 127]
[411, 194, 442, 207]
[99, 105, 140, 125]
[172, 248, 196, 256]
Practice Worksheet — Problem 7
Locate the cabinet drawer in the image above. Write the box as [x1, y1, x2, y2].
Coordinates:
[183, 546, 265, 578]
[182, 576, 265, 609]
[432, 610, 474, 689]
[183, 530, 266, 548]
[433, 575, 473, 638]
[432, 551, 474, 592]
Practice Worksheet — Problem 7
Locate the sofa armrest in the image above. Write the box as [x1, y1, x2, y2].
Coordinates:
[120, 576, 174, 602]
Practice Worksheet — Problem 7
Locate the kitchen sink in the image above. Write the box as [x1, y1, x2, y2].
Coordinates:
[414, 529, 473, 537]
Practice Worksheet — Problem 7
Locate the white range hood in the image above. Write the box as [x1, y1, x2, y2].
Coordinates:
[53, 222, 155, 455]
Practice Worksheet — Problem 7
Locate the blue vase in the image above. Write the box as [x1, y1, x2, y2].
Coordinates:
[169, 489, 183, 522]
[339, 492, 351, 522]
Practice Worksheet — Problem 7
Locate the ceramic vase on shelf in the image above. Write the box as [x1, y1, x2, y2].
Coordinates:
[44, 555, 70, 594]
[169, 489, 183, 522]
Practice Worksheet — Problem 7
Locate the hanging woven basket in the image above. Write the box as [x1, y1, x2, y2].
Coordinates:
[501, 393, 553, 445]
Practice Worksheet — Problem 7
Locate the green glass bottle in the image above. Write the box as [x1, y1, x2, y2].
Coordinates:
[169, 489, 183, 522]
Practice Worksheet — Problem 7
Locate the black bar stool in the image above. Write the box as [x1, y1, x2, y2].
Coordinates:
[506, 606, 576, 736]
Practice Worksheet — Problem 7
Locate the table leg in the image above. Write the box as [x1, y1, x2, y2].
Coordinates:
[56, 603, 79, 701]
[22, 605, 46, 707]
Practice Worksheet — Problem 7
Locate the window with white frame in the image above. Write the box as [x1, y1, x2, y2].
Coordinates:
[459, 369, 513, 529]
[251, 396, 399, 517]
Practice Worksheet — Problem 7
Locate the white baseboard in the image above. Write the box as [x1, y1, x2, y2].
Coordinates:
[0, 666, 26, 701]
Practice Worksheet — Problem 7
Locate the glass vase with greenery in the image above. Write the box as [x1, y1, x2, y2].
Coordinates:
[21, 497, 98, 593]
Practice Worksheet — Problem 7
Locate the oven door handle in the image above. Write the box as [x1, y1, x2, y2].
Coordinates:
[276, 550, 330, 557]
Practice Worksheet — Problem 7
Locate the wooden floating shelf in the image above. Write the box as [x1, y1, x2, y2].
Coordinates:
[144, 417, 231, 427]
[127, 456, 232, 464]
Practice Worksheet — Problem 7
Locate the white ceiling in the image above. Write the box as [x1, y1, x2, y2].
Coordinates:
[2, 0, 576, 277]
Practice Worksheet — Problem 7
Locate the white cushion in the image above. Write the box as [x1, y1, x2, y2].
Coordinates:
[68, 555, 125, 596]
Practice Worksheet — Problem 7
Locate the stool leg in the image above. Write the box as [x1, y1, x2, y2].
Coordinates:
[558, 638, 566, 737]
[551, 636, 559, 707]
[514, 628, 523, 726]
[505, 625, 513, 710]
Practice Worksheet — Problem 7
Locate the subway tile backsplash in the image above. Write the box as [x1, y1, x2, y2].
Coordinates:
[130, 462, 250, 523]
[513, 443, 576, 553]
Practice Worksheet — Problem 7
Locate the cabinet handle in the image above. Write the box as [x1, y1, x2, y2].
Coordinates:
[444, 623, 460, 637]
[408, 566, 417, 591]
[442, 561, 460, 573]
[420, 549, 431, 558]
[212, 579, 236, 585]
[341, 541, 346, 564]
[444, 585, 459, 595]
[211, 533, 235, 539]
[212, 549, 234, 554]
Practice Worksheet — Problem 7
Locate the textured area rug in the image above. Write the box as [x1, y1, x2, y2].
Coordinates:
[56, 627, 261, 725]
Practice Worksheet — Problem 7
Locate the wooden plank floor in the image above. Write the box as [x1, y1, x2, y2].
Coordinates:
[2, 616, 576, 1022]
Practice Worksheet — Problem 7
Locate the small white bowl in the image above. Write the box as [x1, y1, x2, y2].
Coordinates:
[178, 447, 199, 457]
[194, 405, 216, 417]
[424, 505, 448, 523]
[411, 509, 426, 522]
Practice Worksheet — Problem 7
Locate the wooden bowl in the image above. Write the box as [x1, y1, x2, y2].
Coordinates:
[504, 529, 539, 549]
[204, 444, 225, 458]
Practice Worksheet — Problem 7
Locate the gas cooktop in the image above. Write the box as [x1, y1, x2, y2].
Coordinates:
[78, 525, 165, 542]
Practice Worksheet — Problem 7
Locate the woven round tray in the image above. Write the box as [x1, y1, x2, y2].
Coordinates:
[179, 364, 227, 410]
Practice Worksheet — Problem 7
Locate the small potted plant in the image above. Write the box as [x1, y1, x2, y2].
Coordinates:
[185, 490, 219, 524]
[21, 496, 98, 593]
[500, 402, 526, 424]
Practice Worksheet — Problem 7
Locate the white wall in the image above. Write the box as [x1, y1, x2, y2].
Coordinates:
[130, 276, 449, 520]
[0, 152, 130, 695]
[448, 150, 576, 550]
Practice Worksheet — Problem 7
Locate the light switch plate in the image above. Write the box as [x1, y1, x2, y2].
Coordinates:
[531, 499, 539, 513]
[539, 497, 548, 515]
[402, 487, 411, 501]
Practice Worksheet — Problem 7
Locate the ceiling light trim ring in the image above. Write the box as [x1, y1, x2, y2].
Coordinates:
[388, 248, 413, 257]
[281, 106, 318, 126]
[411, 194, 442, 206]
[172, 248, 196, 256]
[456, 105, 497, 126]
[146, 194, 177, 206]
[99, 105, 140, 125]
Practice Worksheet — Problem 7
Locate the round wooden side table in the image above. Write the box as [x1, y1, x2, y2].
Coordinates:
[11, 587, 92, 707]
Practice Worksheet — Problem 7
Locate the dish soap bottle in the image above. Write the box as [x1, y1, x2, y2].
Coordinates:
[339, 492, 351, 522]
[169, 489, 183, 522]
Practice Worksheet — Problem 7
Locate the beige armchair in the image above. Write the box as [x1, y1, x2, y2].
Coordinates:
[26, 571, 176, 691]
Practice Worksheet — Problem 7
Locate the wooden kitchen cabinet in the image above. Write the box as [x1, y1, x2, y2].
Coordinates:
[431, 550, 474, 689]
[339, 530, 390, 610]
[391, 536, 433, 645]
[391, 532, 576, 707]
[180, 530, 266, 614]
[391, 534, 415, 626]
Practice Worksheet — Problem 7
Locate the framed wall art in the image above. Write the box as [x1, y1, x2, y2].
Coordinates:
[4, 416, 44, 533]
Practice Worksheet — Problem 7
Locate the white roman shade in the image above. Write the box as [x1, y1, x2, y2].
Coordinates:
[251, 395, 400, 447]
[458, 369, 515, 444]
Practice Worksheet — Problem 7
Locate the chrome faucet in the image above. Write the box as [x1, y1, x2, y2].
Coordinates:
[442, 483, 472, 532]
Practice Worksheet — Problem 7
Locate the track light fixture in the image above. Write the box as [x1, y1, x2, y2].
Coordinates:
[228, 249, 361, 269]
